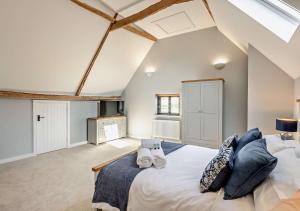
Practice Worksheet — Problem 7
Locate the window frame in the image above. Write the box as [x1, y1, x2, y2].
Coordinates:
[228, 0, 300, 42]
[156, 94, 180, 116]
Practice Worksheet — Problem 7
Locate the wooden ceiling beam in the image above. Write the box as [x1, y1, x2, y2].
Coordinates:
[0, 90, 121, 101]
[110, 0, 193, 31]
[202, 0, 215, 22]
[70, 0, 157, 41]
[75, 13, 118, 96]
[71, 0, 114, 22]
[123, 25, 157, 41]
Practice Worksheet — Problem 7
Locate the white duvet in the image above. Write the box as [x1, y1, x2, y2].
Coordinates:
[127, 145, 254, 211]
[94, 145, 254, 211]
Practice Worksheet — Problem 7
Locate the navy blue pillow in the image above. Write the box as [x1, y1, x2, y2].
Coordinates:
[235, 128, 262, 154]
[229, 128, 262, 169]
[224, 139, 277, 200]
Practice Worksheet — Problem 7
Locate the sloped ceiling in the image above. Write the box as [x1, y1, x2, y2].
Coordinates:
[0, 0, 153, 95]
[82, 28, 153, 94]
[0, 0, 214, 96]
[102, 0, 215, 39]
[208, 0, 300, 79]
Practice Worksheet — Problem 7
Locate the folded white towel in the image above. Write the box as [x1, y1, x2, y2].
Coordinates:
[151, 147, 166, 169]
[141, 139, 161, 149]
[137, 147, 153, 168]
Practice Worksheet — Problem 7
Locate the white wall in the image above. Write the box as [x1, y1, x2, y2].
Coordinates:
[0, 99, 97, 160]
[294, 76, 300, 118]
[248, 45, 294, 134]
[0, 99, 33, 159]
[123, 27, 248, 139]
[70, 101, 97, 144]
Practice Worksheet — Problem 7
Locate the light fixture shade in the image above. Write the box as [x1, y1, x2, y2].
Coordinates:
[276, 118, 298, 132]
[144, 66, 156, 77]
[214, 63, 226, 70]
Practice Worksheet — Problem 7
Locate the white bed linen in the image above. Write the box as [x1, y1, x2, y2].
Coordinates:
[127, 145, 254, 211]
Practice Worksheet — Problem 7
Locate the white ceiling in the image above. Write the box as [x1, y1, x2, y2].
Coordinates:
[0, 0, 216, 95]
[208, 0, 300, 79]
[101, 0, 215, 39]
[5, 0, 299, 95]
[82, 28, 153, 94]
[0, 0, 153, 95]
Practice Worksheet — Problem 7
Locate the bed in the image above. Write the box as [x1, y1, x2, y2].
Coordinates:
[91, 143, 255, 211]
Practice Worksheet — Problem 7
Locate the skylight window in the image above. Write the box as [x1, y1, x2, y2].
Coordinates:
[228, 0, 300, 42]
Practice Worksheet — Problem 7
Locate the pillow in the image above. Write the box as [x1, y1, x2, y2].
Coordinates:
[254, 148, 300, 211]
[229, 128, 262, 169]
[200, 147, 234, 193]
[235, 128, 262, 154]
[264, 134, 296, 154]
[224, 138, 277, 200]
[219, 135, 238, 152]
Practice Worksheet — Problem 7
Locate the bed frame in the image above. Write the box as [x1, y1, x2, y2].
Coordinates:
[91, 149, 137, 211]
[91, 149, 137, 180]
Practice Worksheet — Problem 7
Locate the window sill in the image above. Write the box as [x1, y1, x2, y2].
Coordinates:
[154, 114, 181, 121]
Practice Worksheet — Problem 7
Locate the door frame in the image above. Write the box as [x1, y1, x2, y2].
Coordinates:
[33, 100, 70, 154]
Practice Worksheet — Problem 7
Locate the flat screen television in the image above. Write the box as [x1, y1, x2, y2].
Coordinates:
[98, 100, 124, 117]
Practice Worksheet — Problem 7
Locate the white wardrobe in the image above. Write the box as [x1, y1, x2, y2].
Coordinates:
[182, 79, 223, 149]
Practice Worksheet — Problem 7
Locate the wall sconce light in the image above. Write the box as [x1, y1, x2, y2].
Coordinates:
[144, 66, 156, 77]
[213, 58, 228, 70]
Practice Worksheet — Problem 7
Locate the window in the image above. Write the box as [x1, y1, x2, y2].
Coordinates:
[228, 0, 300, 42]
[156, 94, 180, 116]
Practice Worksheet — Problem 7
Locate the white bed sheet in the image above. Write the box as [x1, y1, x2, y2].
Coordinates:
[127, 145, 254, 211]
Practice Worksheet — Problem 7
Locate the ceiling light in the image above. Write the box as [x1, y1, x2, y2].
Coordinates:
[213, 58, 228, 70]
[144, 66, 156, 77]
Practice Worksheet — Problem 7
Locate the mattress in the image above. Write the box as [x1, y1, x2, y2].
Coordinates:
[126, 145, 254, 211]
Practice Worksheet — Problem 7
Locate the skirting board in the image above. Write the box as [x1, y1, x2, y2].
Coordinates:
[0, 153, 36, 165]
[128, 135, 180, 142]
[127, 135, 149, 140]
[68, 141, 88, 148]
[0, 142, 87, 165]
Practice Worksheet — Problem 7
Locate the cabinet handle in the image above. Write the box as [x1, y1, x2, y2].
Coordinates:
[37, 115, 45, 121]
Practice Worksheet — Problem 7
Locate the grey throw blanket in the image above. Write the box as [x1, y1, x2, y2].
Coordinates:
[92, 141, 185, 211]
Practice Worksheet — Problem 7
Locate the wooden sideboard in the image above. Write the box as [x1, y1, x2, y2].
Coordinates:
[87, 116, 127, 145]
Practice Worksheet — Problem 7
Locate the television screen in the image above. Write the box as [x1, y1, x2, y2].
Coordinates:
[98, 101, 124, 117]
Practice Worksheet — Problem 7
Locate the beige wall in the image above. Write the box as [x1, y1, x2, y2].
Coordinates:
[284, 0, 300, 10]
[248, 45, 294, 134]
[294, 76, 300, 118]
[123, 27, 248, 139]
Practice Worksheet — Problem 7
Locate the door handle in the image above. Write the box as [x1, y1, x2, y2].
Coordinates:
[37, 115, 45, 121]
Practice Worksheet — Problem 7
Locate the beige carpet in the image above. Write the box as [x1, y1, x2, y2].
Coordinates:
[0, 138, 140, 211]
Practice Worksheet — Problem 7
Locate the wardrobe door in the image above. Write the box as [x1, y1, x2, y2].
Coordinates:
[182, 83, 201, 142]
[200, 82, 219, 143]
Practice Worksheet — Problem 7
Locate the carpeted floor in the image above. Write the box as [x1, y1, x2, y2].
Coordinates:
[0, 138, 140, 211]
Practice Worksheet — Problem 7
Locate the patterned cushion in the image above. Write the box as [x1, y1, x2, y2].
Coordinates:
[219, 135, 238, 152]
[200, 147, 234, 193]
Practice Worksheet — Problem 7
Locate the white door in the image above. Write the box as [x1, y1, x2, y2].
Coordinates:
[33, 101, 69, 154]
[182, 80, 222, 147]
[183, 83, 201, 141]
[200, 82, 220, 142]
